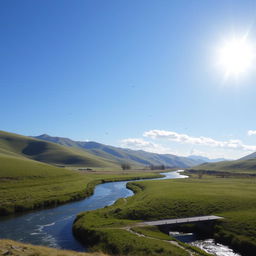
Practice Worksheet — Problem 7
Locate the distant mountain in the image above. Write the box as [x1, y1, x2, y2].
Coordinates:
[239, 151, 256, 161]
[34, 134, 202, 168]
[188, 155, 228, 163]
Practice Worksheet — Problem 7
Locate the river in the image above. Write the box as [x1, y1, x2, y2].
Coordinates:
[170, 231, 242, 256]
[0, 170, 241, 256]
[0, 170, 186, 250]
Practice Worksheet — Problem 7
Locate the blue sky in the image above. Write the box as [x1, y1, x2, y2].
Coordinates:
[1, 0, 256, 159]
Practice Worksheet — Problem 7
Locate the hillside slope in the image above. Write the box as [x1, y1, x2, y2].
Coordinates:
[239, 151, 256, 160]
[0, 150, 96, 215]
[0, 130, 164, 218]
[0, 153, 76, 178]
[0, 131, 114, 167]
[35, 134, 202, 168]
[190, 150, 256, 174]
[189, 158, 256, 174]
[188, 155, 228, 163]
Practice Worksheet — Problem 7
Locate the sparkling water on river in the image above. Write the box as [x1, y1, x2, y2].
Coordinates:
[169, 231, 242, 256]
[192, 239, 241, 256]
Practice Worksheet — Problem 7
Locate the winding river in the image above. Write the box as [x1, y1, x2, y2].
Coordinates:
[0, 171, 186, 250]
[0, 170, 241, 256]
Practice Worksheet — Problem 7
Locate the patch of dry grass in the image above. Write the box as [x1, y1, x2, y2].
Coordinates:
[0, 239, 107, 256]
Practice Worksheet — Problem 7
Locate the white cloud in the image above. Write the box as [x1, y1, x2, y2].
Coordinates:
[143, 129, 256, 152]
[248, 130, 256, 136]
[120, 138, 175, 154]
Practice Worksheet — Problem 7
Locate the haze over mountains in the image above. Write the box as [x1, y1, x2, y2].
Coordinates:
[3, 130, 255, 172]
[34, 134, 203, 168]
[188, 155, 228, 163]
[1, 130, 203, 170]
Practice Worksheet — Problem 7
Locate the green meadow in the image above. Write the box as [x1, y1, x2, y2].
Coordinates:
[73, 176, 256, 256]
[0, 131, 161, 215]
[0, 154, 160, 215]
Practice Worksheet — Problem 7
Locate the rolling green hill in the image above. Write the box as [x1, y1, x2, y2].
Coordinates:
[188, 149, 256, 175]
[0, 130, 116, 215]
[188, 158, 256, 174]
[0, 147, 96, 215]
[0, 131, 115, 167]
[0, 131, 162, 216]
[35, 134, 202, 168]
[0, 153, 73, 178]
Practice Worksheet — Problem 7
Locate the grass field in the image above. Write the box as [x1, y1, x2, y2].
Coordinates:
[0, 239, 108, 256]
[0, 151, 161, 216]
[0, 130, 164, 215]
[73, 176, 256, 256]
[0, 157, 161, 215]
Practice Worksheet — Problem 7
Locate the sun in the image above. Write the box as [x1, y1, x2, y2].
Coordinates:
[217, 36, 255, 78]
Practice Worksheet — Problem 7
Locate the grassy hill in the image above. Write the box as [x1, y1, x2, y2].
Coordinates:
[0, 131, 115, 167]
[187, 149, 256, 175]
[35, 134, 202, 168]
[0, 131, 162, 216]
[0, 152, 160, 216]
[0, 153, 75, 178]
[188, 158, 256, 175]
[0, 151, 96, 215]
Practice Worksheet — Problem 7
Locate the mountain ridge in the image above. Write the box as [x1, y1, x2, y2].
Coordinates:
[34, 134, 203, 168]
[0, 130, 114, 168]
[188, 155, 229, 163]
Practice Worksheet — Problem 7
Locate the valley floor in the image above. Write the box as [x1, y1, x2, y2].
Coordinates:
[0, 165, 162, 216]
[73, 175, 256, 256]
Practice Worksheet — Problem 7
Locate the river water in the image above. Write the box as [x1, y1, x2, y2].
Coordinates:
[169, 231, 242, 256]
[0, 170, 241, 255]
[0, 171, 186, 250]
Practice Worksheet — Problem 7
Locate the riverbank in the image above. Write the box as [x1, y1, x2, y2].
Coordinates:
[73, 172, 209, 256]
[73, 175, 256, 256]
[0, 168, 162, 216]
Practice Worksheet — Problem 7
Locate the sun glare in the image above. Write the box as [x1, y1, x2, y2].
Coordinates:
[217, 36, 255, 78]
